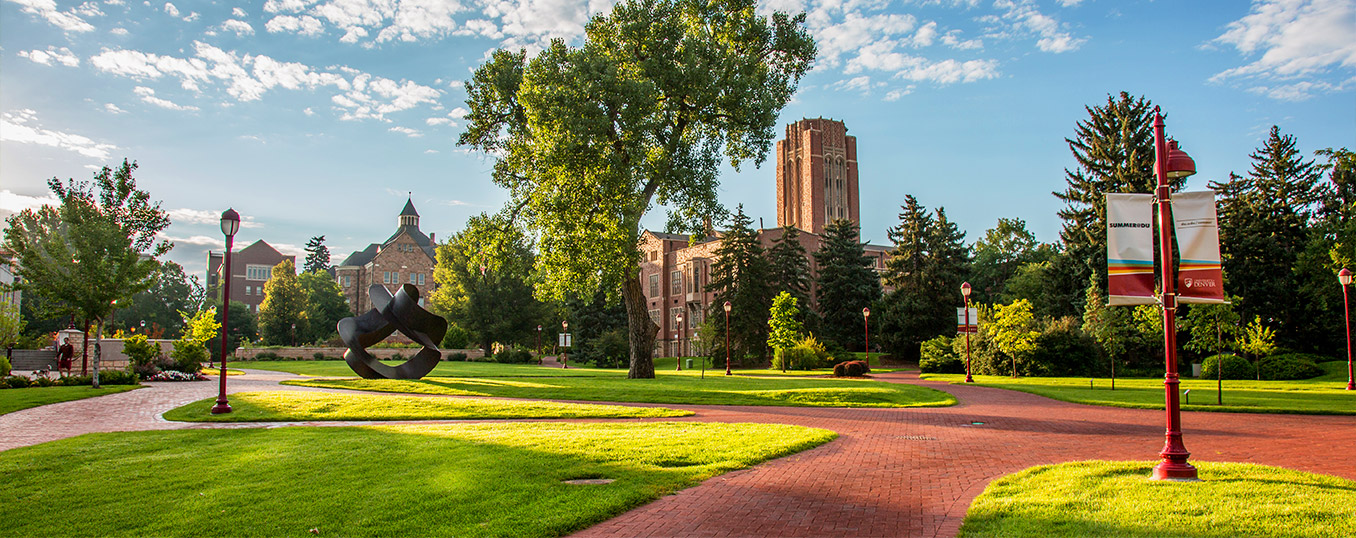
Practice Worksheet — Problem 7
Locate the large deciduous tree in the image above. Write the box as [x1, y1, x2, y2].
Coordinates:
[298, 270, 348, 343]
[2, 159, 170, 386]
[458, 0, 815, 378]
[112, 261, 203, 338]
[257, 260, 307, 345]
[814, 219, 882, 350]
[706, 205, 775, 362]
[971, 217, 1042, 305]
[430, 215, 545, 354]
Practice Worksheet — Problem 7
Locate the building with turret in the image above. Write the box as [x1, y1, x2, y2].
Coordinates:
[335, 198, 438, 314]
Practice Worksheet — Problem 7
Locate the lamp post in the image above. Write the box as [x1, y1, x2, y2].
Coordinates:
[1340, 268, 1353, 390]
[536, 325, 542, 362]
[862, 307, 871, 366]
[675, 312, 684, 371]
[211, 208, 240, 415]
[561, 320, 568, 369]
[291, 323, 296, 347]
[723, 301, 732, 375]
[962, 282, 973, 383]
[1150, 107, 1198, 481]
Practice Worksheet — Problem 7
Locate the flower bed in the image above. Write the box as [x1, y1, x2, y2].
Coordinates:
[145, 371, 209, 382]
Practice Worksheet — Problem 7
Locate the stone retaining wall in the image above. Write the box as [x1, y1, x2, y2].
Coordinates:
[233, 347, 486, 360]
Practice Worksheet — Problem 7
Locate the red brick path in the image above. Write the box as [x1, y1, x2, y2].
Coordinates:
[2, 369, 1353, 538]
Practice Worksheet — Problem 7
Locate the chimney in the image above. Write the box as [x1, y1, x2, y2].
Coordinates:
[430, 232, 436, 244]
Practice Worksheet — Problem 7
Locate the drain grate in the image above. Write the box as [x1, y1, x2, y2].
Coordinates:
[897, 435, 936, 440]
[563, 478, 615, 485]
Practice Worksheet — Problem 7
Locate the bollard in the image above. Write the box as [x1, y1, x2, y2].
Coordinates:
[1183, 389, 1191, 405]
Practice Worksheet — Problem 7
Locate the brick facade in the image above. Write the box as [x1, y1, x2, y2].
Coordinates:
[335, 199, 437, 315]
[776, 118, 859, 236]
[206, 240, 295, 314]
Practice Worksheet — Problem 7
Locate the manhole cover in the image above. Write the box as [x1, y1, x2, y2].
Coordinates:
[969, 421, 985, 426]
[563, 478, 615, 485]
[897, 435, 936, 440]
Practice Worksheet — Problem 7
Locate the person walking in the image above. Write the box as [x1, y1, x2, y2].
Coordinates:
[57, 338, 75, 377]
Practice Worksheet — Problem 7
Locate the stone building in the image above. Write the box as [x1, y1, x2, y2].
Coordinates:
[335, 199, 437, 314]
[206, 240, 296, 314]
[640, 118, 889, 356]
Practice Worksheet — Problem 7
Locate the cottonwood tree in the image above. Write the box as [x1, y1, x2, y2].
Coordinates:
[298, 270, 348, 343]
[458, 0, 815, 378]
[257, 260, 307, 345]
[430, 215, 545, 354]
[112, 261, 203, 338]
[2, 159, 170, 386]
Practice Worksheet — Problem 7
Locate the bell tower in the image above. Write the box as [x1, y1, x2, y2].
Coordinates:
[775, 118, 858, 235]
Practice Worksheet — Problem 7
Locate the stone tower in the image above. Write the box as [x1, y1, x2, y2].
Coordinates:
[775, 118, 859, 235]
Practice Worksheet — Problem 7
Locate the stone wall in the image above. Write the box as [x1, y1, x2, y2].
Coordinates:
[233, 347, 485, 360]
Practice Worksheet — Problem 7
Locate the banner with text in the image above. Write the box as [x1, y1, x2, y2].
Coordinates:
[1172, 191, 1227, 304]
[956, 307, 979, 333]
[1106, 193, 1157, 306]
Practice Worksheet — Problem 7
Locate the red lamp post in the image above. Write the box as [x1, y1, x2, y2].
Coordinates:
[675, 312, 684, 371]
[1151, 107, 1198, 481]
[962, 282, 973, 383]
[561, 320, 568, 369]
[862, 307, 871, 366]
[1340, 268, 1353, 390]
[211, 208, 240, 415]
[723, 301, 732, 375]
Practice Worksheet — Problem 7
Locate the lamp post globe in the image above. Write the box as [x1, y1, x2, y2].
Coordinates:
[862, 307, 871, 367]
[1339, 268, 1352, 390]
[962, 281, 973, 383]
[675, 312, 684, 371]
[723, 301, 732, 375]
[212, 208, 241, 415]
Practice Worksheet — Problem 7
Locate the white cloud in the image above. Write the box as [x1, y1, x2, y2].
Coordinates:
[162, 2, 178, 17]
[941, 29, 982, 50]
[991, 0, 1085, 53]
[110, 27, 129, 35]
[182, 11, 198, 22]
[232, 7, 247, 17]
[220, 19, 255, 36]
[18, 46, 81, 67]
[424, 149, 439, 153]
[166, 208, 262, 228]
[0, 189, 60, 216]
[1056, 0, 1082, 6]
[0, 109, 116, 159]
[883, 86, 915, 101]
[1211, 0, 1356, 100]
[389, 126, 423, 137]
[265, 14, 325, 36]
[159, 234, 222, 247]
[303, 107, 315, 115]
[133, 86, 200, 111]
[9, 0, 98, 32]
[105, 103, 126, 114]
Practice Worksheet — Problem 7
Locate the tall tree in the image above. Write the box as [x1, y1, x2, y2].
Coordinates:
[257, 260, 307, 345]
[2, 159, 170, 386]
[0, 299, 22, 349]
[705, 205, 775, 361]
[430, 215, 545, 354]
[1294, 147, 1355, 355]
[1210, 126, 1322, 350]
[766, 225, 813, 326]
[112, 261, 203, 338]
[298, 270, 348, 343]
[971, 217, 1045, 305]
[878, 197, 969, 360]
[458, 0, 815, 378]
[1053, 92, 1185, 309]
[303, 235, 332, 274]
[814, 219, 882, 350]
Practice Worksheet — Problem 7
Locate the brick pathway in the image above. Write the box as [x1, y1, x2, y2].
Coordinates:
[2, 369, 1353, 537]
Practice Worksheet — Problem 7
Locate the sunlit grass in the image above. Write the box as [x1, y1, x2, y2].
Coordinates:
[284, 372, 955, 408]
[0, 422, 836, 537]
[235, 359, 617, 377]
[0, 384, 143, 415]
[924, 363, 1354, 415]
[199, 368, 244, 376]
[959, 460, 1356, 538]
[163, 391, 693, 421]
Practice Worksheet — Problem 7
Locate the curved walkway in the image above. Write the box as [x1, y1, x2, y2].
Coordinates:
[2, 369, 1353, 537]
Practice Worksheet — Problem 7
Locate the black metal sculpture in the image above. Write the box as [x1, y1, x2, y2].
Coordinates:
[338, 284, 447, 379]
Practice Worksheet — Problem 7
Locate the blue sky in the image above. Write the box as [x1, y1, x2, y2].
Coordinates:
[3, 0, 1353, 282]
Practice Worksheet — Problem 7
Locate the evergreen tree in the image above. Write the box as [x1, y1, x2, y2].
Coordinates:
[878, 197, 969, 360]
[814, 218, 881, 351]
[298, 270, 349, 344]
[705, 205, 775, 362]
[1053, 92, 1185, 310]
[567, 289, 629, 367]
[257, 260, 308, 345]
[766, 225, 813, 326]
[303, 235, 332, 274]
[1210, 126, 1322, 350]
[1294, 147, 1355, 355]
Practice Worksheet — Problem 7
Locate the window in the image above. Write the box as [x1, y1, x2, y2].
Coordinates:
[342, 276, 351, 287]
[410, 272, 417, 284]
[649, 274, 659, 297]
[245, 264, 270, 281]
[671, 270, 682, 295]
[689, 308, 702, 327]
[418, 273, 425, 286]
[669, 307, 684, 330]
[649, 309, 660, 327]
[244, 285, 251, 295]
[392, 271, 400, 283]
[692, 269, 701, 293]
[382, 271, 389, 284]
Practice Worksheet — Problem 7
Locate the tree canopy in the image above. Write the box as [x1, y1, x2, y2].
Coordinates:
[458, 0, 815, 378]
[257, 260, 307, 345]
[430, 215, 545, 354]
[814, 219, 881, 351]
[303, 235, 332, 274]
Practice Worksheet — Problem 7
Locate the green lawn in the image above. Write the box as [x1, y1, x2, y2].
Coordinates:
[960, 460, 1356, 538]
[0, 422, 836, 537]
[235, 359, 617, 377]
[923, 364, 1355, 415]
[163, 390, 693, 421]
[284, 371, 955, 408]
[199, 367, 244, 376]
[0, 384, 143, 416]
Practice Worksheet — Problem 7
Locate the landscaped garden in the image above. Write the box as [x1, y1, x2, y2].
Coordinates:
[959, 460, 1356, 538]
[923, 361, 1355, 415]
[164, 391, 693, 421]
[0, 422, 836, 537]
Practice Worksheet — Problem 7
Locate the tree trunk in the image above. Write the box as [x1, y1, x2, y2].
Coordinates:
[92, 319, 103, 389]
[623, 272, 657, 379]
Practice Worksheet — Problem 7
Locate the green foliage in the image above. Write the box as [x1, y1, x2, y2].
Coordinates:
[770, 334, 829, 371]
[0, 299, 23, 348]
[179, 307, 220, 347]
[587, 329, 630, 368]
[111, 261, 203, 339]
[297, 270, 348, 343]
[767, 226, 814, 327]
[0, 355, 10, 377]
[1180, 299, 1241, 358]
[814, 219, 883, 350]
[566, 289, 628, 367]
[302, 235, 331, 274]
[95, 369, 138, 385]
[440, 322, 473, 349]
[833, 361, 869, 377]
[169, 340, 206, 374]
[1257, 353, 1325, 380]
[257, 260, 307, 345]
[1081, 278, 1157, 372]
[1238, 316, 1277, 377]
[1027, 317, 1100, 377]
[493, 346, 534, 364]
[919, 335, 964, 374]
[444, 352, 468, 361]
[767, 292, 803, 353]
[120, 334, 162, 366]
[970, 217, 1045, 305]
[708, 205, 776, 361]
[205, 301, 256, 361]
[878, 196, 970, 360]
[430, 216, 545, 354]
[990, 299, 1039, 376]
[1202, 353, 1253, 380]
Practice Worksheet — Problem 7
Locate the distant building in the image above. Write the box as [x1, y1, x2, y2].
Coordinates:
[0, 249, 21, 308]
[335, 198, 437, 314]
[641, 118, 889, 356]
[206, 240, 296, 314]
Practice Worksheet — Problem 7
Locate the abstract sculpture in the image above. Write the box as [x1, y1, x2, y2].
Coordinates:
[338, 284, 447, 379]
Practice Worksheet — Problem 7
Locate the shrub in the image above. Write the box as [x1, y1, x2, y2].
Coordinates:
[441, 323, 473, 349]
[121, 334, 163, 366]
[57, 375, 93, 386]
[313, 352, 326, 360]
[32, 376, 57, 387]
[98, 369, 139, 385]
[1258, 353, 1325, 380]
[1201, 353, 1252, 380]
[0, 355, 10, 377]
[919, 335, 963, 374]
[833, 360, 870, 377]
[254, 351, 281, 361]
[1028, 317, 1100, 377]
[2, 375, 32, 388]
[494, 347, 533, 364]
[587, 329, 629, 368]
[444, 352, 468, 361]
[146, 370, 208, 381]
[169, 340, 207, 374]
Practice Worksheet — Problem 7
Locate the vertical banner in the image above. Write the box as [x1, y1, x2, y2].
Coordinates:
[1106, 193, 1157, 306]
[1172, 191, 1227, 303]
[956, 307, 978, 334]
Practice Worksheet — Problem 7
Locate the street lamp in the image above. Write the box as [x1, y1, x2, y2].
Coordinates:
[862, 307, 871, 367]
[212, 208, 240, 415]
[561, 320, 568, 369]
[536, 325, 542, 360]
[723, 301, 732, 375]
[1339, 268, 1352, 390]
[1150, 107, 1198, 481]
[962, 282, 973, 383]
[675, 312, 684, 371]
[291, 323, 296, 346]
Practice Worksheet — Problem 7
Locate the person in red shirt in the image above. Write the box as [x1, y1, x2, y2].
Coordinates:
[57, 338, 75, 377]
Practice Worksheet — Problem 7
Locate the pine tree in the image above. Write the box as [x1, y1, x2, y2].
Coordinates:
[1210, 126, 1321, 349]
[706, 205, 775, 362]
[303, 235, 331, 274]
[813, 218, 881, 350]
[257, 260, 308, 345]
[766, 225, 813, 325]
[878, 197, 969, 360]
[1053, 92, 1185, 309]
